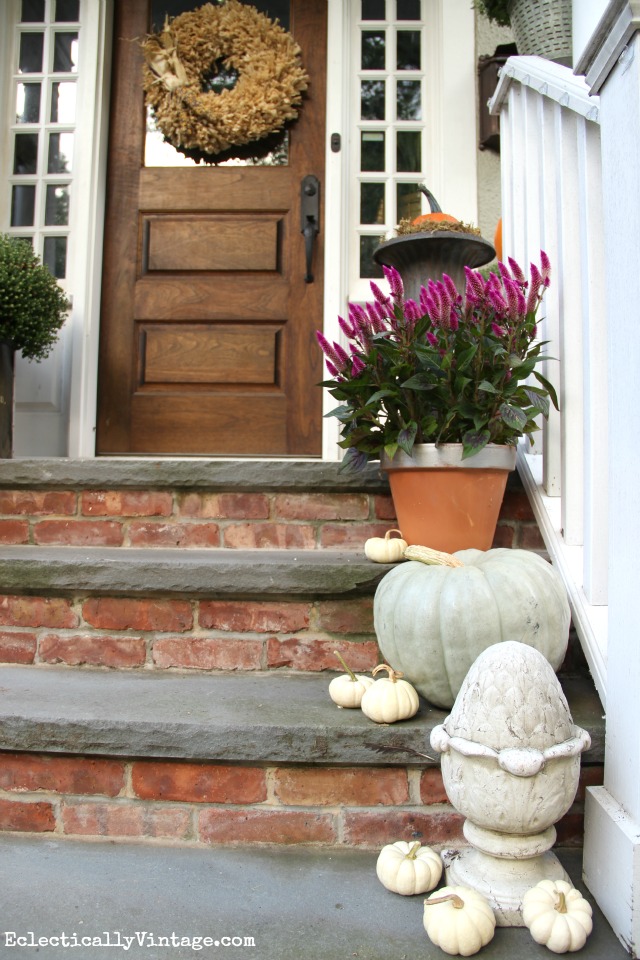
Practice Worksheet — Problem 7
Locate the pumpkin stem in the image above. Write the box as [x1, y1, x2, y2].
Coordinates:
[419, 184, 442, 214]
[556, 892, 568, 914]
[424, 893, 465, 910]
[406, 841, 422, 860]
[334, 650, 358, 683]
[384, 529, 404, 541]
[372, 663, 403, 683]
[403, 545, 464, 568]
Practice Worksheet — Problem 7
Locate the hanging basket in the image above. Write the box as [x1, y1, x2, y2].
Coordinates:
[507, 0, 572, 67]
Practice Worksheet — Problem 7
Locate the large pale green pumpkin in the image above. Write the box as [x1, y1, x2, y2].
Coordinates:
[373, 548, 570, 709]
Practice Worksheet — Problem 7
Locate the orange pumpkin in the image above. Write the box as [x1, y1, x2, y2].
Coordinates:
[494, 218, 503, 261]
[412, 187, 458, 228]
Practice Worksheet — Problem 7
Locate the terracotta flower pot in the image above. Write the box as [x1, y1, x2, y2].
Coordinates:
[381, 443, 516, 551]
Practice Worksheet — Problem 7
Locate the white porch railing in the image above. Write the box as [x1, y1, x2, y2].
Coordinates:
[490, 57, 608, 708]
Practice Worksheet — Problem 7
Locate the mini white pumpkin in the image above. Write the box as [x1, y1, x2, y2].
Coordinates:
[376, 840, 442, 895]
[364, 529, 408, 563]
[522, 879, 593, 953]
[360, 663, 419, 723]
[328, 651, 373, 708]
[423, 886, 496, 956]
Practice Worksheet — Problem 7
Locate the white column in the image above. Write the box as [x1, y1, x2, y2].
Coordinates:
[580, 10, 640, 956]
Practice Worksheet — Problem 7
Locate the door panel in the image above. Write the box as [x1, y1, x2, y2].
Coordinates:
[146, 217, 281, 272]
[96, 0, 326, 455]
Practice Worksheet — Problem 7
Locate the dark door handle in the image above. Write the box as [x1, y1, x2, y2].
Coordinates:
[300, 175, 320, 283]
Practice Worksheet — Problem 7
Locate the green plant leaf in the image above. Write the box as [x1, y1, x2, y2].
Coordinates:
[461, 429, 491, 459]
[533, 371, 560, 410]
[384, 442, 399, 461]
[323, 404, 353, 421]
[398, 421, 418, 456]
[338, 447, 370, 473]
[524, 387, 550, 417]
[400, 373, 438, 390]
[478, 380, 499, 394]
[456, 344, 479, 372]
[499, 402, 528, 429]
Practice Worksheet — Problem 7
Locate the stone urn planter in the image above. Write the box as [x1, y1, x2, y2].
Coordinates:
[430, 641, 591, 925]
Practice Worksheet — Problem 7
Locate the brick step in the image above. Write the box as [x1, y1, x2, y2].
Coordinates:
[0, 458, 545, 552]
[0, 548, 385, 672]
[0, 666, 604, 850]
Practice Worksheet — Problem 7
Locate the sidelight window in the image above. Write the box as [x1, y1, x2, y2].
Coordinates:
[354, 0, 429, 284]
[7, 0, 80, 280]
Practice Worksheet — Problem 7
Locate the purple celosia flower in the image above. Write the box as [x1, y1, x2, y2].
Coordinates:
[488, 287, 507, 316]
[404, 298, 421, 323]
[503, 276, 523, 319]
[369, 280, 392, 309]
[426, 331, 438, 347]
[491, 321, 506, 337]
[351, 355, 366, 376]
[383, 265, 404, 303]
[540, 250, 551, 285]
[338, 314, 355, 339]
[442, 273, 462, 305]
[366, 301, 384, 332]
[498, 260, 511, 282]
[419, 284, 430, 314]
[526, 264, 543, 314]
[507, 257, 526, 285]
[334, 341, 350, 367]
[316, 331, 350, 376]
[464, 266, 486, 304]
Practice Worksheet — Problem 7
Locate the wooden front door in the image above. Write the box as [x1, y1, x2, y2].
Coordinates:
[96, 0, 326, 456]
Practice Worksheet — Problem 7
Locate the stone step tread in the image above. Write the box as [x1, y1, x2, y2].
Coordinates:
[0, 836, 627, 960]
[0, 666, 604, 765]
[0, 546, 391, 597]
[0, 457, 389, 492]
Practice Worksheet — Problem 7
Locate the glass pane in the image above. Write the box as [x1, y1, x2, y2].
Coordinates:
[11, 185, 36, 227]
[360, 183, 385, 224]
[19, 33, 44, 73]
[397, 30, 420, 70]
[16, 82, 42, 123]
[53, 32, 79, 72]
[45, 185, 70, 225]
[151, 0, 290, 31]
[361, 131, 385, 171]
[360, 235, 384, 279]
[361, 80, 385, 121]
[50, 81, 76, 122]
[48, 132, 74, 172]
[397, 79, 421, 119]
[361, 31, 385, 70]
[397, 182, 422, 222]
[397, 0, 420, 18]
[43, 236, 67, 279]
[55, 0, 80, 20]
[144, 107, 289, 167]
[397, 130, 421, 171]
[14, 133, 39, 174]
[21, 0, 45, 21]
[361, 0, 386, 18]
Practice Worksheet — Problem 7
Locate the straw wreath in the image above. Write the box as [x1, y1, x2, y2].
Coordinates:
[142, 1, 308, 162]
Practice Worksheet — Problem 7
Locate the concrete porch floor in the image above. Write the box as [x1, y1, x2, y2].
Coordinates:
[0, 835, 630, 959]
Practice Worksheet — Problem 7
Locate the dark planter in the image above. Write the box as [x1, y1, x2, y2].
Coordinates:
[0, 341, 14, 459]
[374, 231, 495, 301]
